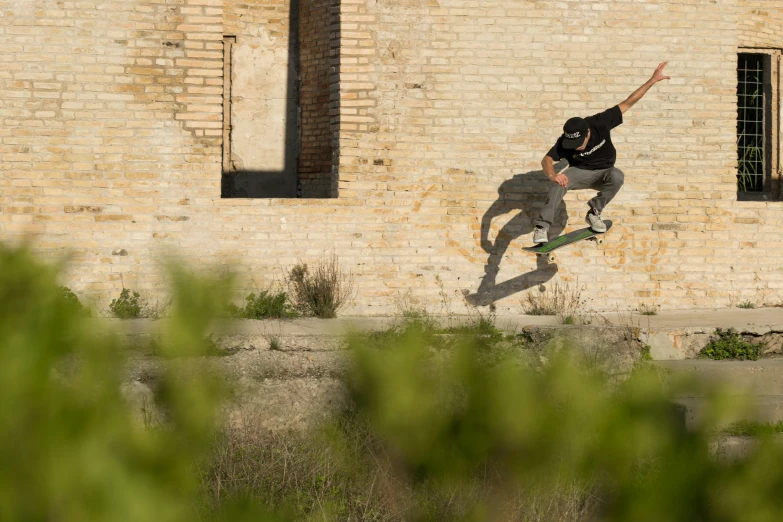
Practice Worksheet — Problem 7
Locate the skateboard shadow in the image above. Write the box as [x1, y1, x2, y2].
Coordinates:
[466, 166, 568, 307]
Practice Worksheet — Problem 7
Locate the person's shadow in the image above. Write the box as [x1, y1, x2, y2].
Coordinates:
[466, 164, 569, 307]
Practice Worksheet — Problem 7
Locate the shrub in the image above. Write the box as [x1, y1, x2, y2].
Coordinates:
[522, 280, 590, 324]
[267, 335, 282, 351]
[698, 328, 762, 361]
[287, 254, 354, 319]
[237, 290, 297, 319]
[109, 288, 143, 318]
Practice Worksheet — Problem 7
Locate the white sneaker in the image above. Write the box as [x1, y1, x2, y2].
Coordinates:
[586, 209, 607, 233]
[533, 226, 549, 244]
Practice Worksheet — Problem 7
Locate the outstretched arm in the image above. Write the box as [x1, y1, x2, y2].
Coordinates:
[618, 62, 670, 114]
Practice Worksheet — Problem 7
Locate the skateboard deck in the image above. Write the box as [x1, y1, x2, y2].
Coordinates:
[523, 220, 612, 263]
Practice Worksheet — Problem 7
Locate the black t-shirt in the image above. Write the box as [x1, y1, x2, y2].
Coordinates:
[546, 105, 623, 170]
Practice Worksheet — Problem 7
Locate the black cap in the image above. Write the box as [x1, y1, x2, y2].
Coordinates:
[562, 117, 589, 149]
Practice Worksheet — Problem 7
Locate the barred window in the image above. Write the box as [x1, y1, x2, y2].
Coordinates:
[736, 51, 780, 200]
[737, 54, 765, 193]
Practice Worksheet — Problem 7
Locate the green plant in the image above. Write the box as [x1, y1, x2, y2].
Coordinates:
[238, 289, 297, 319]
[641, 345, 653, 361]
[109, 288, 143, 318]
[287, 254, 354, 319]
[698, 328, 762, 361]
[737, 300, 756, 309]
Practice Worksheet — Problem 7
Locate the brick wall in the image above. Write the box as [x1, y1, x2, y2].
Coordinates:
[0, 0, 223, 296]
[1, 0, 782, 315]
[298, 0, 337, 198]
[739, 0, 783, 48]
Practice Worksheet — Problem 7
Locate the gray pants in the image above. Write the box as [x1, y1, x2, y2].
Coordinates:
[535, 166, 624, 228]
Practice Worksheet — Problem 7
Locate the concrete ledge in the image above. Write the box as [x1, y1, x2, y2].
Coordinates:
[105, 307, 783, 361]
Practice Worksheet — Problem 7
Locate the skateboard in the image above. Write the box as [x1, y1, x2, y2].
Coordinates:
[523, 220, 612, 264]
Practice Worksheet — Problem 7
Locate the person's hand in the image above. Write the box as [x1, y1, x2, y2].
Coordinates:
[651, 62, 670, 83]
[553, 174, 568, 188]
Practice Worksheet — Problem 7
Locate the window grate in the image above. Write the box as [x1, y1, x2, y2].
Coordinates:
[737, 54, 765, 192]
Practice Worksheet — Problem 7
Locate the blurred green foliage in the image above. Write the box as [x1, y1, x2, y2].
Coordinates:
[343, 330, 783, 521]
[0, 244, 274, 522]
[4, 242, 783, 522]
[57, 285, 88, 316]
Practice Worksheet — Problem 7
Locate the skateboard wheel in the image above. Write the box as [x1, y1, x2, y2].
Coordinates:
[596, 238, 604, 245]
[547, 254, 556, 263]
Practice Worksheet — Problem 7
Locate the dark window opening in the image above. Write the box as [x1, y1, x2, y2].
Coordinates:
[737, 53, 766, 193]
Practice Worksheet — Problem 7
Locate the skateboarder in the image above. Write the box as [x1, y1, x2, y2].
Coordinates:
[533, 62, 671, 244]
